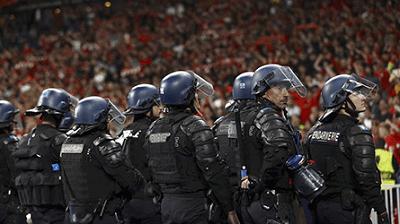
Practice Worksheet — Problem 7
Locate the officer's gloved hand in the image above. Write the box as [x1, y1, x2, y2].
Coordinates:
[144, 182, 162, 203]
[240, 176, 258, 189]
[378, 211, 389, 224]
[227, 210, 240, 224]
[263, 168, 281, 188]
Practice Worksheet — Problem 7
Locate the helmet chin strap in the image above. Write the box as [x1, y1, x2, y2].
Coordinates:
[344, 98, 359, 118]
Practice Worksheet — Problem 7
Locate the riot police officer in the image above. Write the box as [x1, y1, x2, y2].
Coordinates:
[305, 74, 389, 224]
[119, 84, 162, 224]
[61, 96, 144, 224]
[239, 64, 308, 224]
[145, 71, 240, 224]
[0, 100, 26, 224]
[13, 88, 76, 224]
[212, 72, 261, 222]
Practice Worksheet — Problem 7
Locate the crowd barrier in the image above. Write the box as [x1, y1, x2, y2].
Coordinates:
[371, 184, 400, 224]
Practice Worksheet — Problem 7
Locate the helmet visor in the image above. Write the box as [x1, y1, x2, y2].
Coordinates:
[344, 73, 377, 98]
[270, 66, 307, 97]
[188, 71, 214, 97]
[108, 100, 126, 134]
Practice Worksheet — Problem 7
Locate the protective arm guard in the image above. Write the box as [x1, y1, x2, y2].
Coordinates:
[181, 116, 234, 213]
[255, 109, 295, 187]
[94, 135, 144, 195]
[348, 125, 386, 214]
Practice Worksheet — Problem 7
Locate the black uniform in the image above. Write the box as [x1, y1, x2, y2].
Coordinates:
[61, 127, 144, 224]
[145, 109, 233, 224]
[120, 116, 161, 224]
[305, 114, 386, 224]
[213, 100, 261, 187]
[212, 100, 261, 223]
[0, 133, 27, 224]
[240, 99, 297, 224]
[13, 124, 66, 224]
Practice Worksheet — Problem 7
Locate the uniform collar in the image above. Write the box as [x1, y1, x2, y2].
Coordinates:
[332, 113, 358, 124]
[258, 98, 287, 118]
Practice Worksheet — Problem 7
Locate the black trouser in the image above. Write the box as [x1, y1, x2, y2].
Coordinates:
[64, 213, 116, 224]
[30, 206, 65, 224]
[122, 197, 161, 224]
[240, 192, 295, 224]
[0, 204, 27, 224]
[314, 200, 372, 224]
[161, 194, 208, 224]
[0, 193, 27, 224]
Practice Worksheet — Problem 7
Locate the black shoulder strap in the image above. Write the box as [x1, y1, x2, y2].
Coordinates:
[234, 108, 246, 170]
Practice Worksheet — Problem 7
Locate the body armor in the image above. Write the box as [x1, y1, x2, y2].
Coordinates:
[254, 102, 296, 191]
[0, 134, 19, 202]
[306, 114, 386, 214]
[13, 124, 65, 206]
[145, 110, 233, 213]
[61, 129, 144, 222]
[146, 112, 206, 194]
[120, 117, 153, 181]
[213, 101, 262, 186]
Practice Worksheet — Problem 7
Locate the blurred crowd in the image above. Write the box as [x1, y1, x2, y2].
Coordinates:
[0, 0, 399, 164]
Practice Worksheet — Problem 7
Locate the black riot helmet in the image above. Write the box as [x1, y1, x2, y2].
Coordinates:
[74, 96, 126, 134]
[320, 73, 376, 121]
[160, 70, 214, 107]
[0, 100, 19, 129]
[125, 84, 160, 115]
[232, 72, 255, 100]
[26, 88, 76, 116]
[251, 64, 307, 98]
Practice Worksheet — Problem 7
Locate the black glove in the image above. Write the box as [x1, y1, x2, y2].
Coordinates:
[378, 211, 389, 224]
[145, 182, 162, 204]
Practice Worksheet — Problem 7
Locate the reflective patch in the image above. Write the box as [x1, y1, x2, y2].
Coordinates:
[116, 130, 141, 146]
[61, 144, 84, 154]
[149, 133, 171, 143]
[311, 131, 340, 142]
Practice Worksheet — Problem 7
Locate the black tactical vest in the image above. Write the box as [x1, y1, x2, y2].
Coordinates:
[0, 134, 18, 197]
[306, 117, 357, 196]
[146, 112, 207, 194]
[214, 104, 262, 186]
[120, 117, 152, 181]
[13, 125, 65, 206]
[60, 131, 121, 209]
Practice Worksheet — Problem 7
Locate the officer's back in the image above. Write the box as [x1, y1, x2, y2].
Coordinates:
[0, 100, 26, 224]
[305, 74, 389, 224]
[145, 71, 239, 224]
[119, 84, 162, 224]
[213, 72, 262, 189]
[61, 96, 144, 224]
[13, 89, 75, 224]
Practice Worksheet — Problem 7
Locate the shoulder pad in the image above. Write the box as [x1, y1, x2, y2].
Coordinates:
[212, 115, 228, 130]
[54, 133, 67, 146]
[3, 135, 18, 145]
[256, 107, 274, 118]
[348, 124, 373, 147]
[349, 125, 371, 135]
[38, 126, 60, 140]
[180, 115, 210, 136]
[98, 139, 121, 156]
[93, 134, 114, 146]
[254, 109, 285, 130]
